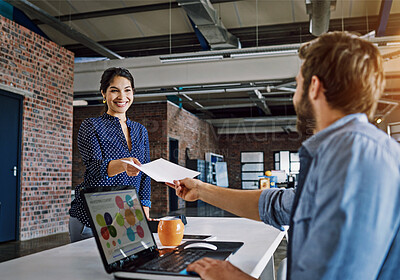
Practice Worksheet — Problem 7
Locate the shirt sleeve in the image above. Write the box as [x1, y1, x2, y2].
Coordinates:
[77, 119, 111, 180]
[258, 187, 295, 229]
[292, 133, 400, 279]
[138, 127, 151, 207]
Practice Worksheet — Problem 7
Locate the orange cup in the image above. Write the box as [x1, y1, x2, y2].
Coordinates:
[157, 218, 184, 246]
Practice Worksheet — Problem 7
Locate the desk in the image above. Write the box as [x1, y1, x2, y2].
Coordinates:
[0, 217, 285, 280]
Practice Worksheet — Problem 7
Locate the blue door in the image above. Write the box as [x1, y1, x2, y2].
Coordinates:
[0, 90, 22, 242]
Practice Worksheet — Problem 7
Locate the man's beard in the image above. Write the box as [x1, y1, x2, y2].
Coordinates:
[294, 93, 316, 137]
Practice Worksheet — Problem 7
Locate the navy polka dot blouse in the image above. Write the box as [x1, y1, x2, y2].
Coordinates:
[69, 113, 151, 227]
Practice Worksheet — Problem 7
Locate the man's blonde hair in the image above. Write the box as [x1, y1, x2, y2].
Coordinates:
[299, 31, 385, 120]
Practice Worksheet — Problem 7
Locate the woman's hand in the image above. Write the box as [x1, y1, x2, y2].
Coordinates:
[122, 157, 141, 176]
[107, 157, 141, 177]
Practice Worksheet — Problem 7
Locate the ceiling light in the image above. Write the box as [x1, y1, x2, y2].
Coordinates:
[225, 87, 266, 93]
[160, 55, 223, 63]
[386, 42, 400, 46]
[180, 93, 193, 101]
[194, 102, 203, 108]
[73, 100, 88, 106]
[230, 49, 298, 59]
[275, 87, 296, 93]
[376, 118, 382, 124]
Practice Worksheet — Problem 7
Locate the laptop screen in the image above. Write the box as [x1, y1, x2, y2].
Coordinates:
[83, 188, 156, 265]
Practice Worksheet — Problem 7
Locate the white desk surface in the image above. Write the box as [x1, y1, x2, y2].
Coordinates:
[0, 217, 285, 280]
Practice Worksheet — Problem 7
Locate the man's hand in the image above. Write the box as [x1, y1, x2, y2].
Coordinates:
[166, 178, 202, 202]
[123, 157, 141, 176]
[187, 258, 256, 280]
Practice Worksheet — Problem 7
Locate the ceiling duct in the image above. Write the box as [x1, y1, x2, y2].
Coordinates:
[177, 0, 239, 49]
[306, 0, 337, 36]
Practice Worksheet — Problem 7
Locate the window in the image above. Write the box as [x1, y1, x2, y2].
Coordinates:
[241, 152, 264, 190]
[274, 151, 300, 175]
[388, 122, 400, 143]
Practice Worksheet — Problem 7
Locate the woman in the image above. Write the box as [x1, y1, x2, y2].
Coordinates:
[69, 67, 151, 242]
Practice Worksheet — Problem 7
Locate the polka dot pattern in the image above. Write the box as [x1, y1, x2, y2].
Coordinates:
[69, 113, 151, 227]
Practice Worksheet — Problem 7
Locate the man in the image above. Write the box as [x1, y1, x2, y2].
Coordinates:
[168, 31, 400, 279]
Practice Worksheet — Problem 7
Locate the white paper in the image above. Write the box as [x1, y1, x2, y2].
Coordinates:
[121, 158, 200, 184]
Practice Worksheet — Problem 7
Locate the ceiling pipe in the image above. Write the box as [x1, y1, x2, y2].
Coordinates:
[177, 0, 240, 49]
[306, 0, 337, 36]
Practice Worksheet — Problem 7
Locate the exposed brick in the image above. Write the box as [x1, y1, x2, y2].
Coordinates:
[0, 15, 74, 240]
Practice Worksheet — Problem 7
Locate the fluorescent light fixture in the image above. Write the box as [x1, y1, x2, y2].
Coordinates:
[180, 89, 226, 95]
[276, 87, 296, 93]
[243, 116, 297, 122]
[225, 87, 266, 93]
[73, 100, 88, 106]
[387, 42, 400, 46]
[194, 102, 204, 108]
[181, 93, 193, 101]
[135, 92, 178, 98]
[203, 83, 241, 88]
[202, 103, 256, 110]
[231, 49, 298, 59]
[160, 55, 223, 63]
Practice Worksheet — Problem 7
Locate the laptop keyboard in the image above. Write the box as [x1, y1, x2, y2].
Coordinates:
[139, 250, 207, 272]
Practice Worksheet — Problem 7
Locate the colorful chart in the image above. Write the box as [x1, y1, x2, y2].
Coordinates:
[95, 194, 146, 247]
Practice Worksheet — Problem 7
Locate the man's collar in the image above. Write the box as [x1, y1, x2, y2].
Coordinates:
[302, 113, 368, 158]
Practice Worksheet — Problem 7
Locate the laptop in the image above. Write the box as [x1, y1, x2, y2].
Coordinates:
[80, 185, 243, 279]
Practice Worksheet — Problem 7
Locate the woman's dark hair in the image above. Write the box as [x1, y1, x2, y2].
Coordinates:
[100, 67, 134, 112]
[100, 67, 134, 93]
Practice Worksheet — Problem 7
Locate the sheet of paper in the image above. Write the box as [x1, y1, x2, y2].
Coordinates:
[121, 158, 200, 184]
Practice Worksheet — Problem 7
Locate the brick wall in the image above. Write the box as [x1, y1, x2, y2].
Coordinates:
[0, 16, 74, 240]
[167, 102, 220, 209]
[168, 102, 219, 164]
[131, 102, 168, 217]
[218, 132, 305, 189]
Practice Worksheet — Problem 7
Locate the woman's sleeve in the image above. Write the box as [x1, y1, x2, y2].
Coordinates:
[139, 127, 151, 207]
[77, 119, 111, 180]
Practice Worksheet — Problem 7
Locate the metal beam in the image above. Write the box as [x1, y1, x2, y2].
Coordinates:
[179, 93, 215, 118]
[376, 0, 393, 37]
[4, 0, 123, 59]
[31, 0, 240, 24]
[249, 89, 272, 115]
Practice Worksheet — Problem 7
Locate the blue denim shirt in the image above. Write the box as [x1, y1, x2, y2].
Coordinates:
[259, 113, 400, 279]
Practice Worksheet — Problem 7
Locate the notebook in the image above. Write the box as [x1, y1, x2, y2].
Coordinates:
[80, 185, 243, 279]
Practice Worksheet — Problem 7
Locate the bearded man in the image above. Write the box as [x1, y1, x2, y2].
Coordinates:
[168, 31, 400, 280]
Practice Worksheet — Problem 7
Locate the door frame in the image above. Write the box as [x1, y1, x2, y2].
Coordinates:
[0, 89, 23, 241]
[168, 138, 179, 212]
